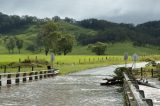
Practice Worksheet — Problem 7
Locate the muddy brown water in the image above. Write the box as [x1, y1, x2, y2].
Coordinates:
[0, 66, 124, 106]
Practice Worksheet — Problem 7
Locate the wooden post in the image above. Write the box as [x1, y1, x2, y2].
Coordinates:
[0, 75, 1, 86]
[151, 69, 154, 78]
[35, 72, 38, 80]
[44, 71, 47, 78]
[18, 66, 21, 72]
[23, 73, 27, 82]
[19, 58, 21, 63]
[141, 67, 143, 78]
[57, 62, 59, 65]
[29, 72, 33, 81]
[32, 66, 34, 71]
[35, 56, 37, 61]
[39, 71, 43, 79]
[15, 73, 20, 84]
[4, 65, 6, 73]
[7, 74, 11, 85]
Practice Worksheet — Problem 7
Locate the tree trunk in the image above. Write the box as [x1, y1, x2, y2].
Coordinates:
[64, 50, 67, 55]
[19, 49, 20, 54]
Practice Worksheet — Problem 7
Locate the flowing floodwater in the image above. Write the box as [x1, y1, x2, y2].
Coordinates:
[0, 66, 124, 106]
[139, 78, 160, 106]
[0, 62, 156, 106]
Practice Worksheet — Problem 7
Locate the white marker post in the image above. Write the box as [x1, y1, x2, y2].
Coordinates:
[132, 53, 139, 69]
[124, 52, 128, 67]
[51, 52, 55, 68]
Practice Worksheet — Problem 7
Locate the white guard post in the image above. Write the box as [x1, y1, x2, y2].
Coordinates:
[132, 53, 139, 69]
[124, 52, 128, 67]
[51, 52, 55, 68]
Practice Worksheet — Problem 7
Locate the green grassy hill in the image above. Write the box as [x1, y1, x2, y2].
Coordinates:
[70, 42, 160, 55]
[0, 21, 160, 55]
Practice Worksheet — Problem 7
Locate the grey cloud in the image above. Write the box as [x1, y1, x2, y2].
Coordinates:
[0, 0, 160, 24]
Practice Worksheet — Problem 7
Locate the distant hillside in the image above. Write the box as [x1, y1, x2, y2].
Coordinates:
[0, 12, 160, 55]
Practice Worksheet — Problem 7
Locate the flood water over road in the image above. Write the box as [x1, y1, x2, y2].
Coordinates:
[0, 62, 153, 106]
[139, 78, 160, 106]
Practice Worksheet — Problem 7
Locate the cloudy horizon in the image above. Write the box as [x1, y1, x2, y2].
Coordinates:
[0, 0, 160, 24]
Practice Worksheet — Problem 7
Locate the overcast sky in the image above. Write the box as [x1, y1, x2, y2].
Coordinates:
[0, 0, 160, 24]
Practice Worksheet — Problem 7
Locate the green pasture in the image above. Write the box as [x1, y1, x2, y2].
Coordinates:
[0, 54, 125, 74]
[0, 54, 129, 65]
[0, 54, 160, 75]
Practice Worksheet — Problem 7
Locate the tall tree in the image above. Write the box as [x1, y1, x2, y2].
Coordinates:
[16, 39, 23, 54]
[5, 37, 16, 54]
[37, 21, 61, 55]
[57, 34, 75, 55]
[89, 42, 107, 55]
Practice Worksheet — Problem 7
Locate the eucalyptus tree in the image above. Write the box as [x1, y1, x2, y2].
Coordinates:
[16, 39, 23, 54]
[5, 37, 16, 54]
[37, 21, 61, 55]
[88, 42, 107, 55]
[57, 34, 75, 55]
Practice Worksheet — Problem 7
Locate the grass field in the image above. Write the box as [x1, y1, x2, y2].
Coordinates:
[70, 42, 160, 55]
[0, 54, 128, 74]
[0, 54, 160, 75]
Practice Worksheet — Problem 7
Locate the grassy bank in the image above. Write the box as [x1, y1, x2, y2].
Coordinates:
[0, 54, 160, 75]
[0, 54, 126, 74]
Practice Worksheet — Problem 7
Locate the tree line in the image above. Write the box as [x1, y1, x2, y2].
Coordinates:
[0, 12, 76, 34]
[1, 12, 160, 48]
[77, 18, 160, 47]
[1, 12, 160, 55]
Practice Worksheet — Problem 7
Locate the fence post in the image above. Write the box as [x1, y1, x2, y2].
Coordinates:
[4, 65, 6, 73]
[151, 69, 153, 78]
[15, 73, 20, 84]
[19, 58, 21, 62]
[39, 71, 43, 79]
[0, 75, 1, 86]
[29, 72, 33, 81]
[48, 70, 51, 77]
[35, 72, 38, 80]
[35, 56, 38, 61]
[7, 74, 11, 85]
[32, 66, 34, 71]
[18, 66, 21, 72]
[23, 73, 27, 82]
[44, 71, 47, 78]
[141, 67, 143, 78]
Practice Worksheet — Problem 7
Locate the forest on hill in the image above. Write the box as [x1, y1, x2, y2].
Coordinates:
[0, 12, 160, 55]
